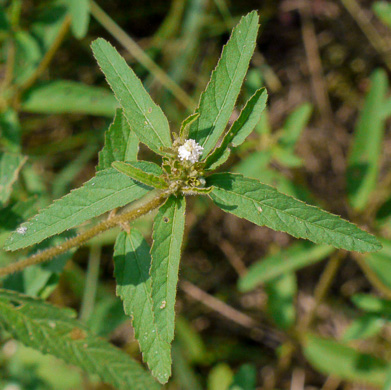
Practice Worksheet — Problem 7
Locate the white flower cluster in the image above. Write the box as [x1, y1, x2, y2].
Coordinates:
[178, 139, 203, 164]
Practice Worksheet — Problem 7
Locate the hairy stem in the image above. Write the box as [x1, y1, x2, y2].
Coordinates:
[0, 194, 166, 277]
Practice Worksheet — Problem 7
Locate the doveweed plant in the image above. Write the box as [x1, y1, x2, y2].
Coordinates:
[0, 10, 382, 389]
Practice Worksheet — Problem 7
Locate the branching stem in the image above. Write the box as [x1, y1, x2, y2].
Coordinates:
[0, 194, 166, 277]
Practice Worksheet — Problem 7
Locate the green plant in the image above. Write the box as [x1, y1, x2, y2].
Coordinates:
[0, 8, 384, 389]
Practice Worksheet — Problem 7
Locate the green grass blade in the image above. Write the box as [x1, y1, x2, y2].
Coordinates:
[0, 289, 160, 390]
[68, 0, 90, 39]
[238, 242, 334, 291]
[5, 165, 159, 251]
[112, 161, 167, 189]
[278, 103, 313, 149]
[114, 230, 171, 384]
[150, 195, 186, 344]
[91, 38, 172, 154]
[188, 11, 259, 157]
[21, 81, 118, 117]
[0, 152, 27, 205]
[207, 173, 382, 253]
[347, 69, 388, 211]
[205, 88, 267, 169]
[97, 108, 138, 171]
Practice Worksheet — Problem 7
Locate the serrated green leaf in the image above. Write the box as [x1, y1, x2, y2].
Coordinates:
[91, 38, 172, 154]
[114, 230, 171, 384]
[278, 103, 313, 149]
[113, 161, 167, 189]
[0, 288, 160, 390]
[188, 11, 259, 157]
[205, 88, 267, 169]
[238, 242, 333, 291]
[265, 272, 296, 330]
[21, 81, 118, 117]
[347, 69, 388, 211]
[180, 112, 200, 139]
[151, 195, 186, 344]
[97, 109, 139, 171]
[234, 159, 314, 203]
[68, 0, 90, 39]
[0, 152, 27, 205]
[207, 173, 381, 253]
[303, 334, 388, 386]
[373, 2, 391, 29]
[5, 164, 160, 251]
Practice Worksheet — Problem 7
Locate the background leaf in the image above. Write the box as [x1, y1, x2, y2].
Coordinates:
[97, 108, 139, 171]
[21, 81, 118, 117]
[189, 11, 259, 157]
[347, 69, 388, 211]
[5, 165, 159, 251]
[114, 230, 171, 384]
[91, 38, 172, 154]
[238, 242, 334, 292]
[0, 152, 27, 206]
[68, 0, 90, 39]
[207, 173, 381, 253]
[303, 334, 388, 386]
[0, 288, 160, 390]
[151, 195, 186, 344]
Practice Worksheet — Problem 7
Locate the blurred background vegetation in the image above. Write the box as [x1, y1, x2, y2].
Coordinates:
[2, 0, 391, 389]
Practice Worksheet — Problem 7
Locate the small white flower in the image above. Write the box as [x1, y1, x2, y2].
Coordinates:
[178, 139, 203, 164]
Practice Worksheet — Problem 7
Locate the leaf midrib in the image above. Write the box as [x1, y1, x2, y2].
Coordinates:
[14, 179, 146, 246]
[211, 180, 376, 248]
[97, 42, 167, 149]
[198, 17, 255, 154]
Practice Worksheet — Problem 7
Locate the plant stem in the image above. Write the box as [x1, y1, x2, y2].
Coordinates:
[89, 1, 196, 111]
[79, 244, 101, 322]
[0, 194, 166, 277]
[17, 15, 72, 94]
[298, 253, 343, 332]
[340, 0, 391, 72]
[354, 254, 391, 299]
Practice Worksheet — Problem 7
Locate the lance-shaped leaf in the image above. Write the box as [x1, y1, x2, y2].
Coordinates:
[68, 0, 90, 39]
[0, 152, 27, 205]
[179, 112, 199, 140]
[188, 11, 259, 158]
[112, 161, 168, 189]
[347, 69, 388, 211]
[205, 88, 267, 169]
[207, 173, 382, 253]
[150, 195, 186, 344]
[5, 163, 161, 251]
[238, 242, 334, 292]
[91, 38, 172, 155]
[303, 334, 388, 386]
[97, 109, 139, 171]
[0, 289, 159, 390]
[114, 230, 171, 384]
